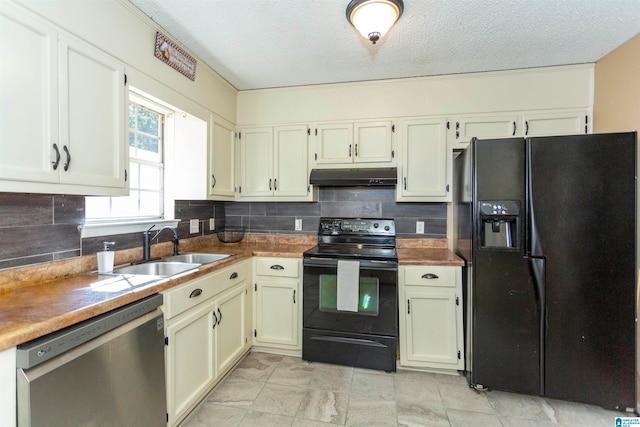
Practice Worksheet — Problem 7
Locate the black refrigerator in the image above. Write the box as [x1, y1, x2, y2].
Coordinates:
[453, 132, 637, 411]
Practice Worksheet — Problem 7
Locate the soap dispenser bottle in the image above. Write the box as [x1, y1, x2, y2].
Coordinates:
[97, 241, 115, 273]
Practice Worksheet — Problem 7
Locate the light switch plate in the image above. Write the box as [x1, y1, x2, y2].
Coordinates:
[190, 219, 199, 234]
[416, 221, 425, 234]
[209, 218, 215, 231]
[295, 218, 303, 231]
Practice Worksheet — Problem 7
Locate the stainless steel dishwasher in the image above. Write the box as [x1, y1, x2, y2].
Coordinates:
[16, 293, 166, 427]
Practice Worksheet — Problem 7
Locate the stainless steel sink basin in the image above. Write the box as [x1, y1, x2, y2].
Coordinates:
[163, 253, 232, 264]
[113, 261, 201, 277]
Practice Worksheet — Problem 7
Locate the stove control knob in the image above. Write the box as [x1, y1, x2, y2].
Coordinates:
[373, 223, 379, 228]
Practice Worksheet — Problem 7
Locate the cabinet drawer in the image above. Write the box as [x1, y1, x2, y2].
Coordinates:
[255, 257, 299, 278]
[163, 261, 247, 319]
[403, 266, 456, 288]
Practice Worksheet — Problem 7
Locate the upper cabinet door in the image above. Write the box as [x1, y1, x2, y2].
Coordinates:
[240, 127, 273, 197]
[274, 125, 308, 197]
[315, 123, 353, 164]
[58, 34, 127, 192]
[397, 117, 449, 201]
[455, 114, 519, 143]
[0, 2, 59, 184]
[522, 110, 589, 137]
[209, 115, 236, 199]
[353, 121, 393, 163]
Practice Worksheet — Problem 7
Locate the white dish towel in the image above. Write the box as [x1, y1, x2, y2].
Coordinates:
[337, 260, 360, 312]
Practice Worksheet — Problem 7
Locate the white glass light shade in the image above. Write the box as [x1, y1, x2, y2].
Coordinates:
[347, 0, 403, 44]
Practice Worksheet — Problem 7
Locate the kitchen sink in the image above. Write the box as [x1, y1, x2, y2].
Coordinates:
[162, 253, 232, 264]
[113, 261, 201, 277]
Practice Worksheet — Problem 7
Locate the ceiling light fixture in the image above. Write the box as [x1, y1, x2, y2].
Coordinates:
[346, 0, 404, 44]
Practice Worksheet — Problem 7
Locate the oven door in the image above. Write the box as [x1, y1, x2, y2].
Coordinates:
[302, 257, 398, 337]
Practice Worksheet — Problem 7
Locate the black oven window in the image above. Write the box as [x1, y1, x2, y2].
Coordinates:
[318, 274, 379, 315]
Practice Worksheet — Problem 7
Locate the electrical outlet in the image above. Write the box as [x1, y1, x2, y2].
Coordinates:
[209, 218, 215, 231]
[416, 220, 425, 234]
[295, 218, 303, 231]
[190, 219, 199, 234]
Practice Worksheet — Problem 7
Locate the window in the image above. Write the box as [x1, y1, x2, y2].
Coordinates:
[86, 94, 166, 221]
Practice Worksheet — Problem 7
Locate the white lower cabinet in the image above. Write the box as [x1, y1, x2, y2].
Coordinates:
[399, 265, 464, 372]
[215, 282, 248, 374]
[253, 257, 301, 352]
[163, 261, 250, 426]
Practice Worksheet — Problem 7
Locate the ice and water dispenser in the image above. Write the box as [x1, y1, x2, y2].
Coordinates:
[478, 201, 520, 250]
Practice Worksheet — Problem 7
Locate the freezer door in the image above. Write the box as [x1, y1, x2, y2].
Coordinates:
[528, 132, 636, 409]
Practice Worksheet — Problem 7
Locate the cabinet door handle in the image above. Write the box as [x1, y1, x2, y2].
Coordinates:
[270, 264, 284, 270]
[212, 311, 218, 330]
[512, 121, 516, 136]
[189, 288, 203, 298]
[456, 121, 460, 139]
[217, 308, 222, 325]
[211, 173, 216, 188]
[421, 273, 439, 279]
[269, 178, 272, 190]
[407, 299, 410, 315]
[52, 143, 61, 170]
[230, 272, 238, 279]
[63, 145, 71, 171]
[274, 178, 277, 191]
[525, 121, 529, 136]
[354, 144, 358, 157]
[293, 289, 296, 304]
[348, 144, 352, 157]
[403, 177, 407, 190]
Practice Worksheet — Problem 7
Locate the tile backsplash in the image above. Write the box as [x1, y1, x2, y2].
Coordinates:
[0, 188, 445, 269]
[225, 186, 446, 238]
[0, 193, 85, 269]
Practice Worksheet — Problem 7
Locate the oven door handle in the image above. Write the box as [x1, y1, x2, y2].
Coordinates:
[303, 258, 398, 271]
[309, 335, 387, 348]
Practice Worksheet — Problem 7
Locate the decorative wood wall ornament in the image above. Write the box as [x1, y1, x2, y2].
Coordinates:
[154, 32, 196, 81]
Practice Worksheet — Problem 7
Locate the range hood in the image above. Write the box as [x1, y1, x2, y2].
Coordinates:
[309, 168, 397, 187]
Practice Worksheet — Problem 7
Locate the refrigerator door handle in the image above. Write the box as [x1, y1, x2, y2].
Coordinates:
[527, 254, 546, 395]
[526, 141, 544, 257]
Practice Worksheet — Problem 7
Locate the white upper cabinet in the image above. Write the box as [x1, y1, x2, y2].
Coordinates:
[58, 34, 127, 190]
[274, 125, 310, 197]
[396, 117, 450, 202]
[315, 122, 353, 164]
[521, 110, 589, 137]
[209, 115, 236, 199]
[0, 2, 128, 195]
[239, 124, 312, 200]
[239, 126, 274, 197]
[314, 120, 394, 167]
[449, 110, 591, 149]
[449, 114, 519, 149]
[0, 2, 59, 185]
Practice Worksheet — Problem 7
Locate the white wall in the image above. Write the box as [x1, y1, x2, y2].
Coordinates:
[237, 64, 594, 125]
[15, 0, 237, 123]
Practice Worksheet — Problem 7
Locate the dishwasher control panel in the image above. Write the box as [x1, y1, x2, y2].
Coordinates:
[16, 293, 163, 369]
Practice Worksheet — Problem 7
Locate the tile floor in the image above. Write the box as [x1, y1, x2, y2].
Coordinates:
[181, 351, 632, 427]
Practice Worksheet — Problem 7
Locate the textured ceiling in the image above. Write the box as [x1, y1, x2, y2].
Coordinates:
[128, 0, 640, 91]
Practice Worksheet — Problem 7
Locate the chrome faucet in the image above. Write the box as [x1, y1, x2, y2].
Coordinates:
[142, 225, 179, 261]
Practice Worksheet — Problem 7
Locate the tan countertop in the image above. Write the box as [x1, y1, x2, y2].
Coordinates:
[0, 235, 463, 351]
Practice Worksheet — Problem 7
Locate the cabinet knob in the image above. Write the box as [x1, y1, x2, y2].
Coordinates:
[421, 273, 439, 279]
